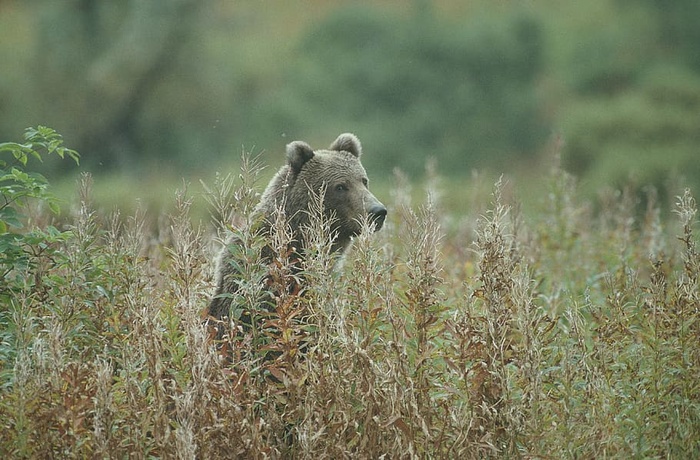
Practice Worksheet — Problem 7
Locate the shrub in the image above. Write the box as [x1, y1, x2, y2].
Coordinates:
[252, 5, 548, 176]
[1, 129, 699, 457]
[563, 64, 700, 201]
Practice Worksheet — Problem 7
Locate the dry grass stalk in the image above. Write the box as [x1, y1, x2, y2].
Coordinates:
[1, 155, 699, 458]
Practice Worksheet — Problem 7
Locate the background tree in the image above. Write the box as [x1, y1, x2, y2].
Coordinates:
[560, 0, 700, 199]
[0, 0, 698, 202]
[34, 0, 201, 169]
[247, 6, 548, 175]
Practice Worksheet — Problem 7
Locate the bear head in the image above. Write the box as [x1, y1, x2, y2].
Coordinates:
[259, 133, 387, 253]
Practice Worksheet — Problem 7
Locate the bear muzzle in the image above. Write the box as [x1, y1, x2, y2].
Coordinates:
[368, 204, 387, 231]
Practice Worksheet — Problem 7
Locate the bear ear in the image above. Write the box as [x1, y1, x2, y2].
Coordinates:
[286, 141, 315, 174]
[329, 133, 362, 158]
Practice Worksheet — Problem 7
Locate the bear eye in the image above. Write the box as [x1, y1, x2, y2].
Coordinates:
[335, 183, 349, 192]
[362, 178, 369, 187]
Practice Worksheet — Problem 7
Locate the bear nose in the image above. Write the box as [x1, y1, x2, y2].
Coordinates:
[368, 204, 387, 231]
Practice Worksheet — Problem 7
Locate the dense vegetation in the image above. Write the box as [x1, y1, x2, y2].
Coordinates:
[1, 129, 698, 458]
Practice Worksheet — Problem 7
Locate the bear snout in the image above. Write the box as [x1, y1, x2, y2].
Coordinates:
[368, 204, 387, 231]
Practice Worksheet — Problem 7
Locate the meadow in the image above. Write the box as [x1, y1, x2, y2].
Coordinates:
[1, 130, 699, 458]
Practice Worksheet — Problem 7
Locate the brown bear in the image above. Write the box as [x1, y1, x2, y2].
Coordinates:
[208, 133, 387, 336]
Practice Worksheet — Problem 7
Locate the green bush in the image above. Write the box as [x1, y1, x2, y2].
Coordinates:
[563, 65, 700, 199]
[0, 126, 79, 287]
[0, 126, 79, 391]
[251, 6, 548, 176]
[629, 0, 700, 70]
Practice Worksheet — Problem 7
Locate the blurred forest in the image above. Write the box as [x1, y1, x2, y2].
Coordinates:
[0, 0, 699, 203]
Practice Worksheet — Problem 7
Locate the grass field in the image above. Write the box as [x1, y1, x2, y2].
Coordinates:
[1, 151, 699, 458]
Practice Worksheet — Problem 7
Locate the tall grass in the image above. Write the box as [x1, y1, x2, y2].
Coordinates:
[1, 153, 699, 458]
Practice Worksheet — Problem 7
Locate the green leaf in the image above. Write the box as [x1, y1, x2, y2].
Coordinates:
[10, 168, 30, 183]
[0, 207, 23, 229]
[23, 127, 39, 140]
[0, 142, 28, 155]
[29, 149, 43, 162]
[48, 201, 60, 215]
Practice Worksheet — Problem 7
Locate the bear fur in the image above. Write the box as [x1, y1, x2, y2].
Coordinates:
[208, 133, 387, 330]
